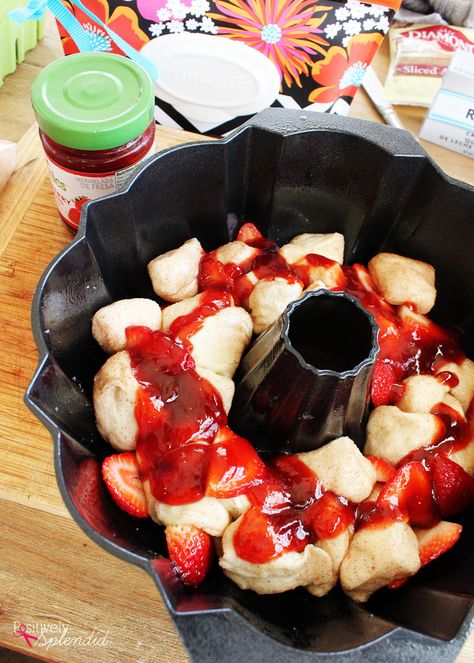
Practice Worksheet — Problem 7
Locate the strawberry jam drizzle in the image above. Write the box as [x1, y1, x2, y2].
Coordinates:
[234, 456, 355, 564]
[127, 225, 472, 562]
[126, 326, 226, 505]
[197, 224, 301, 306]
[169, 289, 233, 347]
[293, 254, 345, 289]
[343, 265, 463, 384]
[400, 402, 470, 463]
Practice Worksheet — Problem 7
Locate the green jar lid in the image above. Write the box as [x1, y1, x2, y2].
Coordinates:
[32, 53, 154, 151]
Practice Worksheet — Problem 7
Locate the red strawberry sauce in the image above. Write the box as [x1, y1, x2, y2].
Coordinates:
[124, 226, 471, 563]
[169, 289, 233, 347]
[126, 327, 226, 505]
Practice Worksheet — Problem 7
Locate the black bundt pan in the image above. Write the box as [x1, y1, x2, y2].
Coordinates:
[26, 109, 474, 662]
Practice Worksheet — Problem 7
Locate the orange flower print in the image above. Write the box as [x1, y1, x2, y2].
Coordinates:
[309, 32, 383, 104]
[59, 0, 149, 55]
[208, 0, 330, 89]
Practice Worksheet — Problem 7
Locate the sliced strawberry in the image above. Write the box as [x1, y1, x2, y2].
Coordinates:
[272, 454, 321, 509]
[206, 427, 265, 498]
[102, 452, 148, 518]
[367, 455, 396, 483]
[306, 492, 355, 540]
[125, 324, 153, 349]
[198, 254, 243, 292]
[233, 505, 308, 564]
[371, 360, 397, 407]
[416, 520, 462, 567]
[236, 222, 264, 245]
[236, 222, 277, 250]
[377, 461, 438, 528]
[165, 525, 213, 587]
[150, 443, 211, 506]
[431, 453, 474, 517]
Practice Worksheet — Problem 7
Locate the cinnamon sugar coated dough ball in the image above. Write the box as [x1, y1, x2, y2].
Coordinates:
[248, 277, 303, 334]
[279, 232, 345, 265]
[147, 238, 203, 302]
[219, 495, 251, 519]
[397, 375, 449, 413]
[438, 358, 474, 413]
[142, 477, 232, 537]
[368, 253, 436, 314]
[163, 295, 253, 378]
[308, 528, 352, 597]
[214, 241, 258, 267]
[219, 518, 334, 594]
[92, 298, 161, 354]
[190, 307, 253, 378]
[161, 291, 204, 330]
[443, 395, 466, 418]
[295, 258, 344, 289]
[340, 521, 420, 602]
[365, 406, 441, 465]
[298, 437, 376, 503]
[195, 366, 235, 414]
[93, 351, 139, 451]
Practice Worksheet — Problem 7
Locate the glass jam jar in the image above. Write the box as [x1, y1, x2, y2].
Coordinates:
[32, 52, 155, 232]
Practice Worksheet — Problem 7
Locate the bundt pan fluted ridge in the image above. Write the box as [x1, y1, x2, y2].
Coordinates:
[26, 109, 474, 662]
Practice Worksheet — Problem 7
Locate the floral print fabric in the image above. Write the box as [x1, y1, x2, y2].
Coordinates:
[59, 0, 399, 132]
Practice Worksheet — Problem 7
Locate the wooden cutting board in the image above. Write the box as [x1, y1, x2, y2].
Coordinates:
[0, 124, 473, 663]
[0, 124, 206, 663]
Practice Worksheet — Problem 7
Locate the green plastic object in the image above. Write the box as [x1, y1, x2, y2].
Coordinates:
[0, 0, 46, 87]
[31, 52, 155, 150]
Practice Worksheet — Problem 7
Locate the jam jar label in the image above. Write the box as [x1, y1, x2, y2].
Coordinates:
[45, 144, 155, 231]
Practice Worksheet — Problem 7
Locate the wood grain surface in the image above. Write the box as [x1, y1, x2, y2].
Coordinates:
[0, 127, 204, 663]
[0, 14, 473, 663]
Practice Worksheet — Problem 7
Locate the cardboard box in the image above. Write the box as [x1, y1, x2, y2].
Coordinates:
[420, 49, 474, 159]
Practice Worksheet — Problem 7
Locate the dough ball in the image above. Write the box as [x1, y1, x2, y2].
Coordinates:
[340, 521, 420, 602]
[147, 238, 203, 303]
[248, 277, 303, 334]
[142, 477, 232, 537]
[161, 291, 206, 330]
[368, 253, 436, 314]
[280, 233, 344, 265]
[92, 298, 161, 354]
[298, 437, 376, 503]
[397, 375, 449, 414]
[219, 517, 333, 594]
[188, 307, 253, 378]
[365, 406, 441, 465]
[214, 241, 258, 268]
[308, 528, 352, 597]
[437, 358, 474, 413]
[93, 351, 139, 451]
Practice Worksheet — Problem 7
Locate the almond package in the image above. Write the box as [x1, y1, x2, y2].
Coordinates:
[384, 23, 474, 107]
[57, 0, 400, 135]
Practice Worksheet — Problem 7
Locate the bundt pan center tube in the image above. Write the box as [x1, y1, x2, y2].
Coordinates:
[25, 108, 474, 662]
[232, 290, 379, 453]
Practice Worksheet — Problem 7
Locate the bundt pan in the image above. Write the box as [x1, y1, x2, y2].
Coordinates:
[26, 109, 474, 662]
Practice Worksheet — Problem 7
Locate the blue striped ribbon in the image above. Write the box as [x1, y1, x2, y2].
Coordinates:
[8, 0, 157, 80]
